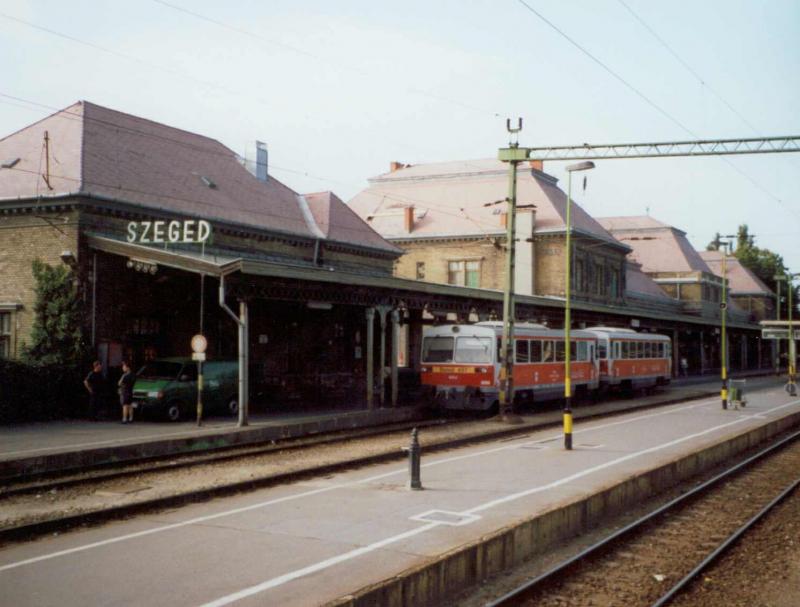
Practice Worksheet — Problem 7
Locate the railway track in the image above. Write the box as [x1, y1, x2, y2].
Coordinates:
[0, 417, 451, 498]
[485, 428, 800, 607]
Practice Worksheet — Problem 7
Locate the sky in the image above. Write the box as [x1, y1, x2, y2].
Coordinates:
[2, 0, 799, 270]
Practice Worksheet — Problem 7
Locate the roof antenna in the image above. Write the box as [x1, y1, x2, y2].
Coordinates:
[506, 118, 522, 147]
[42, 130, 53, 191]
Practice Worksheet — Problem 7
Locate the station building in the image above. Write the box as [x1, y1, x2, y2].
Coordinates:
[349, 161, 771, 376]
[0, 103, 773, 414]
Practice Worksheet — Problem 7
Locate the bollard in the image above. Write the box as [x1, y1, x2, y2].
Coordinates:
[408, 428, 423, 490]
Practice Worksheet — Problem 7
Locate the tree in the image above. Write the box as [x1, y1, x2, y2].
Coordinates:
[730, 224, 798, 320]
[22, 259, 85, 365]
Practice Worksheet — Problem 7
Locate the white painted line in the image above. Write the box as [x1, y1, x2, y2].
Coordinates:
[0, 396, 792, 576]
[409, 510, 481, 526]
[198, 523, 440, 607]
[197, 398, 800, 606]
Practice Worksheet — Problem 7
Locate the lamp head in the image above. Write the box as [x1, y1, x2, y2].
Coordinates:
[566, 161, 595, 172]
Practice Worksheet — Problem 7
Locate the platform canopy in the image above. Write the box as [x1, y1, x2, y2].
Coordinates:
[759, 320, 800, 340]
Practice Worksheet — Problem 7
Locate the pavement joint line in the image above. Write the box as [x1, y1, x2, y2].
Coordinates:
[0, 396, 753, 573]
[194, 397, 800, 606]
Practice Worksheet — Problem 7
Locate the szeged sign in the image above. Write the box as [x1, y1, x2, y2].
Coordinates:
[127, 219, 212, 244]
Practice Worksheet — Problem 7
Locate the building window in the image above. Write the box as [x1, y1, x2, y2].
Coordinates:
[609, 267, 619, 298]
[415, 262, 425, 280]
[448, 260, 481, 287]
[574, 259, 585, 293]
[0, 312, 11, 359]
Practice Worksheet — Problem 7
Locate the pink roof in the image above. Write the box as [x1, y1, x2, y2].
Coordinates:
[0, 101, 397, 254]
[625, 261, 674, 300]
[304, 191, 401, 253]
[597, 216, 712, 273]
[348, 159, 624, 248]
[698, 250, 773, 295]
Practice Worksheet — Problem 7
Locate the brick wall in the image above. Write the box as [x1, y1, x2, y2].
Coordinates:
[0, 210, 80, 358]
[393, 238, 506, 289]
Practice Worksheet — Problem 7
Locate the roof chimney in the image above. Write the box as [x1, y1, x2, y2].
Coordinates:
[529, 159, 543, 172]
[390, 161, 406, 172]
[404, 205, 414, 233]
[255, 141, 268, 182]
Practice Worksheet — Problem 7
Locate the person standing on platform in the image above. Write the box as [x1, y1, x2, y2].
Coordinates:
[118, 360, 135, 424]
[83, 360, 104, 420]
[680, 357, 689, 378]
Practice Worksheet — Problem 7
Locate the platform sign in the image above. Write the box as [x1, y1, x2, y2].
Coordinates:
[761, 328, 800, 340]
[127, 219, 211, 244]
[191, 334, 208, 353]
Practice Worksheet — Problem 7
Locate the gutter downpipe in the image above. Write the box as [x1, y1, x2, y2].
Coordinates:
[219, 273, 249, 427]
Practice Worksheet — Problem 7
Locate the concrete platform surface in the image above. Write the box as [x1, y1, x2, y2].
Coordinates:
[0, 382, 797, 606]
[0, 374, 773, 481]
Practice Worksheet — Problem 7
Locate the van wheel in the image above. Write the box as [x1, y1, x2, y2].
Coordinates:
[166, 401, 184, 422]
[227, 398, 239, 416]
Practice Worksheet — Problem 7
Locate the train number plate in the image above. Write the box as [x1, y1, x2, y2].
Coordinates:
[432, 366, 476, 374]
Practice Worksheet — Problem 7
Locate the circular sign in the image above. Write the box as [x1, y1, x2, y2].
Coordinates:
[191, 334, 208, 353]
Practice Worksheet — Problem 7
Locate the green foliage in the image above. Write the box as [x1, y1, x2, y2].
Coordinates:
[22, 259, 86, 365]
[731, 224, 798, 319]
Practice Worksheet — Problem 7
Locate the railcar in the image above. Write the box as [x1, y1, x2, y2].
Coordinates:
[420, 321, 599, 411]
[583, 326, 672, 392]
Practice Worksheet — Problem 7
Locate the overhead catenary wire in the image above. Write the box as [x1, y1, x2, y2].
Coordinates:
[514, 0, 800, 223]
[150, 0, 503, 118]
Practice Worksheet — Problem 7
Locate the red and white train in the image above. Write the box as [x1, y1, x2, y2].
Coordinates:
[420, 322, 672, 411]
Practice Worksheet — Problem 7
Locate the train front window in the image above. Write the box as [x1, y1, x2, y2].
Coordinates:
[455, 336, 494, 363]
[422, 336, 454, 363]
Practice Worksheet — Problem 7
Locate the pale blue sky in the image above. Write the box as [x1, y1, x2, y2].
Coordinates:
[2, 0, 798, 269]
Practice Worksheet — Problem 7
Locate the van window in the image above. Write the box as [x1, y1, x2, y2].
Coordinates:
[555, 341, 566, 362]
[422, 336, 454, 363]
[515, 339, 530, 363]
[455, 336, 494, 363]
[578, 341, 588, 361]
[597, 343, 607, 359]
[138, 361, 182, 379]
[644, 343, 652, 358]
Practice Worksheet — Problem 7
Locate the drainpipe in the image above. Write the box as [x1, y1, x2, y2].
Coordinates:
[219, 274, 249, 427]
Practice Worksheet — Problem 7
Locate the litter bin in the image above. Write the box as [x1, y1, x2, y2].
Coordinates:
[729, 379, 746, 408]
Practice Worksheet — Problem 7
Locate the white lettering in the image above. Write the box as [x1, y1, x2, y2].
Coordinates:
[182, 220, 195, 243]
[153, 221, 165, 243]
[126, 222, 137, 243]
[168, 221, 181, 242]
[197, 220, 211, 243]
[140, 221, 152, 244]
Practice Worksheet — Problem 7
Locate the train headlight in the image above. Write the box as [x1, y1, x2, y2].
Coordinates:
[421, 366, 428, 373]
[478, 367, 487, 373]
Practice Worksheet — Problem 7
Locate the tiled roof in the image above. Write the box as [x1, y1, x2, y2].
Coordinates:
[698, 250, 774, 296]
[348, 159, 626, 248]
[625, 261, 674, 300]
[304, 191, 401, 254]
[597, 215, 712, 273]
[0, 101, 398, 255]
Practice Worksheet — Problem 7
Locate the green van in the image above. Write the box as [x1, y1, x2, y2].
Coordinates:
[132, 358, 239, 422]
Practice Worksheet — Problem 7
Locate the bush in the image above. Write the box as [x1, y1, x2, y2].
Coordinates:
[0, 360, 85, 423]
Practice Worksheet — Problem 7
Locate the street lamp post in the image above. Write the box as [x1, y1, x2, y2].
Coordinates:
[563, 161, 595, 450]
[788, 274, 797, 393]
[719, 240, 731, 409]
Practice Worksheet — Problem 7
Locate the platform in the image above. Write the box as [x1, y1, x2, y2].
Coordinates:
[0, 374, 768, 481]
[0, 380, 797, 606]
